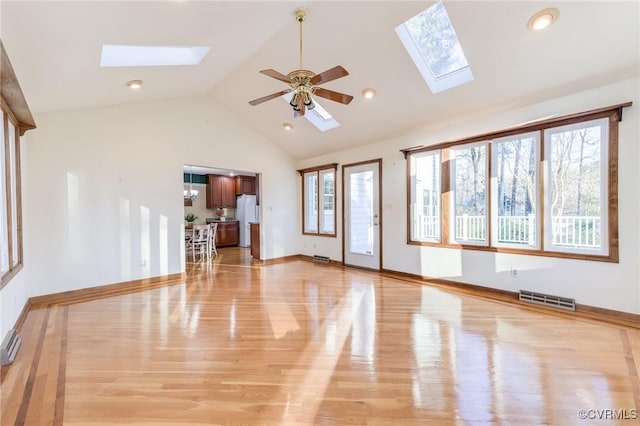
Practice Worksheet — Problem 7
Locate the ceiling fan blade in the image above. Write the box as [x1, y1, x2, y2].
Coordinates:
[310, 65, 349, 85]
[259, 69, 293, 84]
[248, 89, 292, 106]
[313, 87, 354, 105]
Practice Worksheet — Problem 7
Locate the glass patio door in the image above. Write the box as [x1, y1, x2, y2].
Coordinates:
[343, 160, 381, 270]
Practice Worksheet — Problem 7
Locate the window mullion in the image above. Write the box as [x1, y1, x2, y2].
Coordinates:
[441, 148, 451, 244]
[539, 130, 546, 251]
[486, 142, 492, 246]
[316, 171, 321, 235]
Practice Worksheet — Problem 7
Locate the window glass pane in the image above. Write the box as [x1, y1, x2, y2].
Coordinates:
[546, 119, 607, 251]
[403, 1, 469, 78]
[320, 170, 335, 234]
[8, 120, 18, 266]
[395, 0, 473, 93]
[349, 171, 373, 255]
[453, 144, 487, 243]
[494, 134, 538, 247]
[411, 151, 440, 241]
[304, 172, 318, 233]
[0, 114, 8, 275]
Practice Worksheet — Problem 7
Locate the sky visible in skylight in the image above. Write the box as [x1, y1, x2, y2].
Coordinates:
[403, 1, 469, 78]
[100, 45, 210, 67]
[395, 1, 473, 93]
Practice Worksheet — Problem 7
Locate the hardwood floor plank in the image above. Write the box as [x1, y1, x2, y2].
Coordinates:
[15, 308, 50, 426]
[54, 305, 69, 426]
[1, 247, 639, 425]
[1, 308, 47, 424]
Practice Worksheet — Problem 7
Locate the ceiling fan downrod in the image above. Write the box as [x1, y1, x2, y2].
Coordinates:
[295, 8, 307, 70]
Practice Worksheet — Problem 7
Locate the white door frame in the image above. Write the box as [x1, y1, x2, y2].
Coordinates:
[342, 159, 382, 270]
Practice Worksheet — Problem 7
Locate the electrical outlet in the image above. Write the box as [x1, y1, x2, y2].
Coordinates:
[510, 267, 518, 277]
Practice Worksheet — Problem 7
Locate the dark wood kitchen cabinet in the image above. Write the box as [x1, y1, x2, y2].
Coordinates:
[250, 222, 260, 260]
[235, 175, 256, 195]
[215, 221, 239, 247]
[206, 174, 236, 208]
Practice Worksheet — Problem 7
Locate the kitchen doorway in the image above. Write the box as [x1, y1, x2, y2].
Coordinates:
[183, 164, 260, 260]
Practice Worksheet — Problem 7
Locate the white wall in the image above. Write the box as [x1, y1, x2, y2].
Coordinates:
[17, 94, 298, 304]
[297, 78, 640, 314]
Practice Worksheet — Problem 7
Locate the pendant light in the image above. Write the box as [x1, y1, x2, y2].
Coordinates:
[184, 166, 199, 200]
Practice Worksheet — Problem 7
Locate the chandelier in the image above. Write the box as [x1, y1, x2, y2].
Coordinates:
[184, 166, 199, 201]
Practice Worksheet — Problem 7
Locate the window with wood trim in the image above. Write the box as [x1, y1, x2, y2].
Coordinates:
[404, 103, 631, 262]
[1, 108, 23, 284]
[1, 41, 36, 289]
[409, 151, 441, 242]
[298, 163, 338, 237]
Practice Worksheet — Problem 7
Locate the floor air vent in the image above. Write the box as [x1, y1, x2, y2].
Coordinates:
[519, 290, 575, 311]
[312, 255, 330, 264]
[1, 329, 21, 366]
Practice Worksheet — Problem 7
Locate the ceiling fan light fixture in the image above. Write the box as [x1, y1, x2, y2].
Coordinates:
[303, 92, 313, 106]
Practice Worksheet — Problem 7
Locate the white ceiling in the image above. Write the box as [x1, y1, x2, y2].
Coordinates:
[2, 1, 639, 159]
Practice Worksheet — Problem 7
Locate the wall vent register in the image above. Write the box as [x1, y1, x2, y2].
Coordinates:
[1, 328, 21, 365]
[519, 290, 576, 311]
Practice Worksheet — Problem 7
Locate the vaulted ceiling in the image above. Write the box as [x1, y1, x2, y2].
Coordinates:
[2, 1, 638, 159]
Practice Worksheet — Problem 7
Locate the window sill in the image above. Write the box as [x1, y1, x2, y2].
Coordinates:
[302, 232, 337, 238]
[0, 264, 24, 290]
[407, 240, 618, 263]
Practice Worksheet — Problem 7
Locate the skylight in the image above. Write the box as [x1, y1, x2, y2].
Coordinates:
[100, 45, 210, 67]
[395, 1, 473, 93]
[281, 93, 340, 132]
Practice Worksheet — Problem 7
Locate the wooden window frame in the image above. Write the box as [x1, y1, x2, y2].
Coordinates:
[402, 102, 632, 263]
[297, 163, 338, 237]
[1, 41, 36, 289]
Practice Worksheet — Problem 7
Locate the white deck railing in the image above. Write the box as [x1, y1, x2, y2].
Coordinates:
[417, 214, 600, 248]
[551, 215, 600, 247]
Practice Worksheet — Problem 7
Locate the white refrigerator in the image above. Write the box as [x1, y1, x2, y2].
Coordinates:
[236, 194, 257, 247]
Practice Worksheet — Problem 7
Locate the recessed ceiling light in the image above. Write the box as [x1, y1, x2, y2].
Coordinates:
[283, 122, 294, 131]
[126, 80, 143, 89]
[528, 8, 559, 31]
[362, 88, 377, 99]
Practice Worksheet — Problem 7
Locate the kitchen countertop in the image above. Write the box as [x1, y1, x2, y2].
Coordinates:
[206, 218, 238, 223]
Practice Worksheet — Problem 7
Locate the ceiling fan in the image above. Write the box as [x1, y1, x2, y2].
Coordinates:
[248, 8, 353, 117]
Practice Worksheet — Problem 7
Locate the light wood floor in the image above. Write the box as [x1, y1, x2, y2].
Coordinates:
[2, 247, 639, 425]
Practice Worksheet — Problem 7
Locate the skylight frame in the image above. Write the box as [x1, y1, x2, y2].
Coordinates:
[100, 45, 210, 67]
[395, 1, 473, 94]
